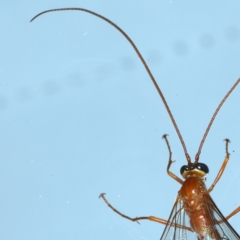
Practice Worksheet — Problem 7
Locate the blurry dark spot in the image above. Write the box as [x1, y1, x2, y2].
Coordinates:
[147, 49, 161, 64]
[224, 26, 240, 42]
[93, 63, 116, 81]
[16, 87, 32, 102]
[42, 80, 60, 96]
[67, 73, 84, 88]
[199, 33, 215, 48]
[173, 41, 188, 56]
[119, 56, 136, 71]
[0, 96, 7, 109]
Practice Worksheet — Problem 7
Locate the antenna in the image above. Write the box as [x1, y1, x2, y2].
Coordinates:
[195, 78, 240, 163]
[30, 8, 190, 162]
[31, 8, 240, 164]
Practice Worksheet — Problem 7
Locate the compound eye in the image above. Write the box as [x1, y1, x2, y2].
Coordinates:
[195, 163, 209, 174]
[180, 165, 189, 175]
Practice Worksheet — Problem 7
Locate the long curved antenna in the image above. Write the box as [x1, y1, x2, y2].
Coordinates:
[31, 8, 191, 163]
[195, 78, 240, 163]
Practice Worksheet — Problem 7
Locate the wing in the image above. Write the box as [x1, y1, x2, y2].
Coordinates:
[203, 193, 240, 240]
[159, 194, 240, 240]
[160, 198, 197, 240]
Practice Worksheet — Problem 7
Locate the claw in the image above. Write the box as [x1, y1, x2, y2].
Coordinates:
[162, 134, 169, 139]
[99, 193, 106, 199]
[223, 139, 231, 157]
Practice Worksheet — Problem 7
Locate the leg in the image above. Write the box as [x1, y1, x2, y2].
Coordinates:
[162, 134, 183, 185]
[216, 206, 240, 224]
[225, 206, 240, 221]
[99, 193, 192, 231]
[208, 139, 230, 193]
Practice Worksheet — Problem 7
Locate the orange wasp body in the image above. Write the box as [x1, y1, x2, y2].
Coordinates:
[31, 8, 240, 239]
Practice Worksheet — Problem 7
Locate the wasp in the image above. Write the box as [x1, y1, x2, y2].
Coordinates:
[31, 8, 240, 239]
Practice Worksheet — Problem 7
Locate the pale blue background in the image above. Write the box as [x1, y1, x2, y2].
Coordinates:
[1, 1, 240, 239]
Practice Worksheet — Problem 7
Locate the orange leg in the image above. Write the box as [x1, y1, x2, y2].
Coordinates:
[225, 206, 240, 221]
[208, 139, 230, 193]
[216, 206, 240, 224]
[162, 134, 183, 185]
[99, 193, 192, 231]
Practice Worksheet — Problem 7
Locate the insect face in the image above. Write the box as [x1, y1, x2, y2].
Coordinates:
[180, 162, 209, 179]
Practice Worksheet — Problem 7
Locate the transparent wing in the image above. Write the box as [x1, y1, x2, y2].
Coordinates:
[203, 193, 240, 240]
[160, 198, 196, 240]
[159, 194, 240, 240]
